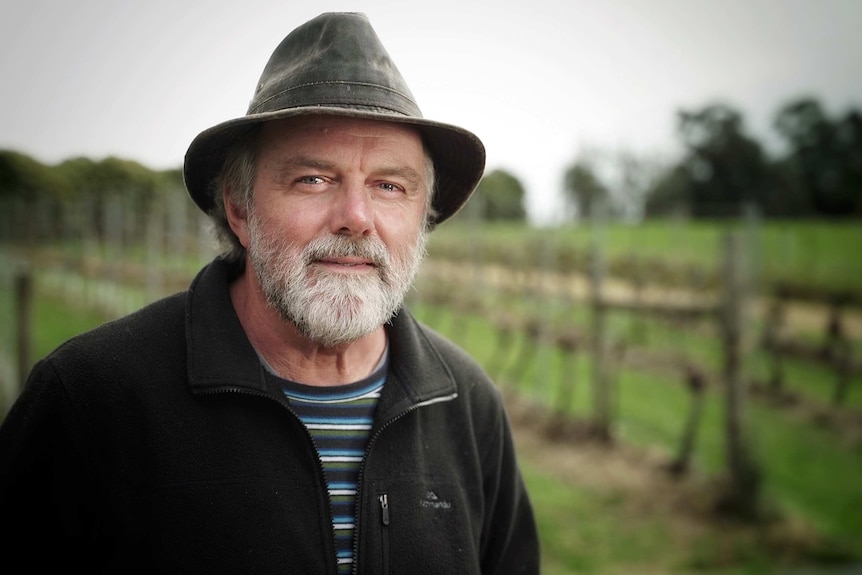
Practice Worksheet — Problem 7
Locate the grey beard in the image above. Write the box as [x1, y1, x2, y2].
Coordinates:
[247, 217, 427, 347]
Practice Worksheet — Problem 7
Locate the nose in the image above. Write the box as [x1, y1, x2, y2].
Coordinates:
[330, 180, 374, 236]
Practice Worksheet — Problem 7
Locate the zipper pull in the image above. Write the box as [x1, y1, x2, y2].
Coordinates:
[379, 494, 390, 526]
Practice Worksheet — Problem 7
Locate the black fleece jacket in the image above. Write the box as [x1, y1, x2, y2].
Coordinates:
[0, 259, 539, 574]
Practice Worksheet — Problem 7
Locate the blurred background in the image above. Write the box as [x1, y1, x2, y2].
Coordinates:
[1, 1, 861, 573]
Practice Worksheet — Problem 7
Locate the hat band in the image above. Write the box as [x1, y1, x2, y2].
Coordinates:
[248, 81, 422, 118]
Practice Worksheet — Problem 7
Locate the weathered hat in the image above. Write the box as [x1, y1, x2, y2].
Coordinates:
[183, 12, 485, 225]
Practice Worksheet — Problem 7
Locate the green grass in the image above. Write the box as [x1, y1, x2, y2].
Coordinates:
[520, 458, 680, 575]
[411, 302, 862, 572]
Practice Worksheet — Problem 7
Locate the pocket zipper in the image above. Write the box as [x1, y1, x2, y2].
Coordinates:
[379, 494, 390, 573]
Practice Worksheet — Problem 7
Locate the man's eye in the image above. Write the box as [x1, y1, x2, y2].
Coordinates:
[378, 182, 402, 193]
[298, 176, 326, 185]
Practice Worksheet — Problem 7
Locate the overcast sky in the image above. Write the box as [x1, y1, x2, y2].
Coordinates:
[2, 0, 860, 222]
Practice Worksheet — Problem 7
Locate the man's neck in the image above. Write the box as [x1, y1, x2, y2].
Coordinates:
[228, 270, 387, 386]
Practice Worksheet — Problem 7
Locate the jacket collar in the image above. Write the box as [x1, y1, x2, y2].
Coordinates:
[185, 258, 267, 394]
[185, 259, 458, 414]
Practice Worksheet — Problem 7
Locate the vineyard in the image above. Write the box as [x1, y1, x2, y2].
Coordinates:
[1, 195, 861, 573]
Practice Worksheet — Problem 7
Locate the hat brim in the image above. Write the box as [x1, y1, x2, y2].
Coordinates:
[183, 107, 486, 226]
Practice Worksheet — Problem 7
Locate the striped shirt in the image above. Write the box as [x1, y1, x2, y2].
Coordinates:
[272, 360, 386, 575]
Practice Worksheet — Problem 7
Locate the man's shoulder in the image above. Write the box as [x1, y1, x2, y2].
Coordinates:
[47, 291, 188, 366]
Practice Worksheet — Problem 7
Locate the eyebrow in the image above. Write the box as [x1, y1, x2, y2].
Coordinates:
[273, 156, 424, 186]
[272, 156, 335, 175]
[376, 166, 424, 187]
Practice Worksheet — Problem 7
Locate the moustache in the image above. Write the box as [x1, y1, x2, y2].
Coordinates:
[302, 235, 390, 268]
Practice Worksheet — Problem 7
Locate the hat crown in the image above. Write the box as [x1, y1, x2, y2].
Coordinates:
[249, 12, 422, 118]
[184, 12, 485, 226]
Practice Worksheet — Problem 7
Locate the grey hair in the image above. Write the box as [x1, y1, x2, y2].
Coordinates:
[208, 127, 260, 263]
[207, 126, 438, 263]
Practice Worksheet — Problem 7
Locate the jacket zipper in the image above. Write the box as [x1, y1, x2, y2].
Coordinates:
[198, 386, 340, 574]
[351, 392, 458, 574]
[379, 494, 390, 574]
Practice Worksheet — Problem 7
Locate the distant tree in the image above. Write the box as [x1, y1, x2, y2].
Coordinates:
[774, 98, 862, 216]
[57, 156, 157, 200]
[676, 103, 771, 217]
[156, 167, 185, 191]
[839, 110, 862, 216]
[760, 156, 811, 217]
[563, 158, 609, 220]
[458, 168, 527, 222]
[643, 165, 690, 218]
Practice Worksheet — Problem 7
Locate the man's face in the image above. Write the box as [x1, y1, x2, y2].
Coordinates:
[236, 115, 430, 347]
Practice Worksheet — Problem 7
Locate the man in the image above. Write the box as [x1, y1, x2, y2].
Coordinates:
[0, 12, 539, 574]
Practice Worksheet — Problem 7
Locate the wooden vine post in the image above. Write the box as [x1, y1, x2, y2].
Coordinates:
[589, 218, 612, 442]
[719, 231, 762, 517]
[14, 266, 34, 396]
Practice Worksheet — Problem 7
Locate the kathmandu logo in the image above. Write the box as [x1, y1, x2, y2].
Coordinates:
[420, 490, 451, 510]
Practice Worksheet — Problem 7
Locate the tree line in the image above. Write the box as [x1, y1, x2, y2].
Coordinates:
[2, 95, 860, 227]
[0, 151, 182, 206]
[567, 96, 862, 221]
[457, 95, 862, 223]
[0, 152, 184, 242]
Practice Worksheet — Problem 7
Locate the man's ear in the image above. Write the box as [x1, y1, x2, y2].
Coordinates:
[224, 187, 251, 249]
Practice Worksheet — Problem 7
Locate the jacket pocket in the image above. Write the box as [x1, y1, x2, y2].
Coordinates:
[366, 477, 482, 574]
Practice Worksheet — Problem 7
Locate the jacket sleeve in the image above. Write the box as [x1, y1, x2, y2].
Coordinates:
[479, 394, 541, 575]
[0, 359, 103, 568]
